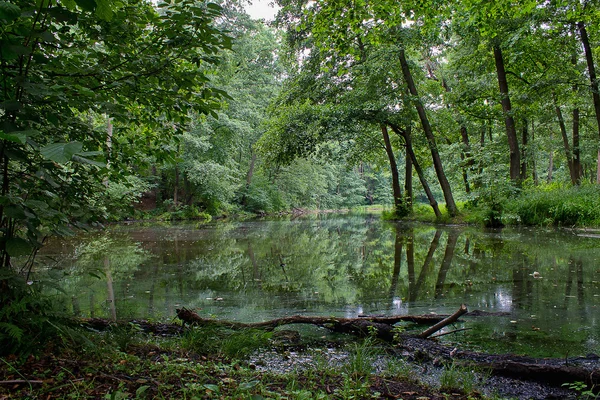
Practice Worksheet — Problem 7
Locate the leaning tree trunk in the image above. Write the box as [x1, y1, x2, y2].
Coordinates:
[398, 49, 458, 216]
[493, 44, 521, 184]
[389, 124, 442, 218]
[381, 125, 406, 216]
[405, 152, 413, 210]
[577, 22, 600, 184]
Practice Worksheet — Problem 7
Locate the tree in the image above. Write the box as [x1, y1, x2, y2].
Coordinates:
[0, 0, 230, 347]
[272, 0, 460, 216]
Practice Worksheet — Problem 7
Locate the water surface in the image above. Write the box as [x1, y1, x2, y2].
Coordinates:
[35, 214, 600, 357]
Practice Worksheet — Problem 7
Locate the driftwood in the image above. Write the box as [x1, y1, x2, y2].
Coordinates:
[176, 307, 461, 341]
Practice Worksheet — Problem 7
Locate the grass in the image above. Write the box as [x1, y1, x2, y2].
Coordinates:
[439, 361, 487, 395]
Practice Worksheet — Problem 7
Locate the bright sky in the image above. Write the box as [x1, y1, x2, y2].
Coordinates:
[245, 0, 280, 21]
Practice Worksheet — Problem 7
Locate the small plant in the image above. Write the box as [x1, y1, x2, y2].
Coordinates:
[439, 362, 479, 394]
[562, 381, 598, 399]
[391, 324, 406, 343]
[221, 329, 272, 358]
[343, 337, 381, 378]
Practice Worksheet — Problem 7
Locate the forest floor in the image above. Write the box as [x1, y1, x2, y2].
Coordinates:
[0, 320, 589, 400]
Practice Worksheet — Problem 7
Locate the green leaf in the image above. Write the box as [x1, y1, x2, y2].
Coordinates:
[0, 322, 23, 342]
[239, 381, 259, 391]
[0, 131, 26, 144]
[6, 237, 33, 257]
[0, 1, 21, 22]
[4, 205, 26, 220]
[71, 155, 106, 168]
[0, 100, 22, 111]
[95, 0, 113, 20]
[40, 142, 83, 163]
[135, 386, 150, 397]
[74, 0, 95, 12]
[202, 384, 220, 393]
[59, 0, 77, 9]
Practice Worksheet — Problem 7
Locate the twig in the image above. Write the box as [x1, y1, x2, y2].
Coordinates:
[0, 380, 43, 384]
[429, 327, 471, 339]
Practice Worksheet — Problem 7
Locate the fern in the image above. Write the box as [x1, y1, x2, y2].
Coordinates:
[0, 322, 24, 342]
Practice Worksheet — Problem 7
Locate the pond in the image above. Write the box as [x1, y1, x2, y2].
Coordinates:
[34, 213, 600, 358]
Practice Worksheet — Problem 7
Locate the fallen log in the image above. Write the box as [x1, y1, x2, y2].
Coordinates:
[175, 307, 452, 341]
[400, 336, 600, 388]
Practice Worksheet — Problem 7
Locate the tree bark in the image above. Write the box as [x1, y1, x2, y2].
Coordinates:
[521, 119, 528, 180]
[389, 124, 441, 218]
[553, 95, 577, 184]
[573, 107, 581, 184]
[460, 126, 472, 194]
[531, 120, 539, 185]
[405, 148, 413, 210]
[493, 44, 521, 183]
[547, 133, 554, 183]
[577, 22, 600, 184]
[398, 49, 457, 216]
[381, 125, 405, 216]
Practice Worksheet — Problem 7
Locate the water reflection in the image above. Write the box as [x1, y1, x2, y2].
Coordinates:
[34, 215, 600, 356]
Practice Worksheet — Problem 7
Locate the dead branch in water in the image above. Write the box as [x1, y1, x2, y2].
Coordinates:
[175, 307, 464, 341]
[418, 303, 468, 338]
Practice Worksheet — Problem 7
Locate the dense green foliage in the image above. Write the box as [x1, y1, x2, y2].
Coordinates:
[0, 0, 232, 351]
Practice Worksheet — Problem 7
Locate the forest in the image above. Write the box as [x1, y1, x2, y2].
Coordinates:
[1, 0, 600, 398]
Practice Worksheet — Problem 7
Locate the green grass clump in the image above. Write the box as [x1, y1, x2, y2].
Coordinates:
[180, 326, 272, 358]
[506, 184, 600, 227]
[439, 362, 480, 394]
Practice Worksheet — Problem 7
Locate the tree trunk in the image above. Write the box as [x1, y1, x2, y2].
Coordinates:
[398, 49, 457, 216]
[553, 95, 577, 184]
[577, 22, 600, 184]
[173, 165, 179, 206]
[389, 124, 442, 218]
[531, 120, 539, 185]
[521, 119, 528, 181]
[547, 133, 554, 183]
[493, 44, 521, 183]
[573, 107, 581, 184]
[381, 125, 405, 216]
[460, 126, 472, 194]
[405, 149, 413, 210]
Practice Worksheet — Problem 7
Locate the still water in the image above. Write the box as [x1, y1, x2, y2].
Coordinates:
[35, 213, 600, 357]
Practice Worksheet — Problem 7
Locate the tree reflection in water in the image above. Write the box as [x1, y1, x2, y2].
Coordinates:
[34, 215, 600, 356]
